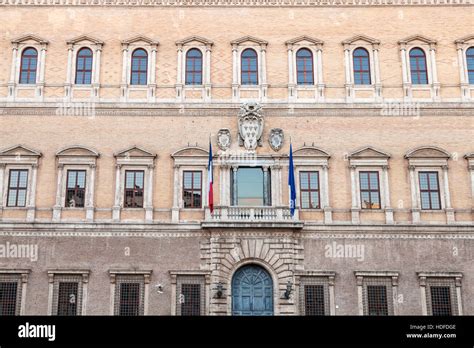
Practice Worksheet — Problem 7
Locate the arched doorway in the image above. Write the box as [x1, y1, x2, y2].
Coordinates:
[231, 264, 274, 316]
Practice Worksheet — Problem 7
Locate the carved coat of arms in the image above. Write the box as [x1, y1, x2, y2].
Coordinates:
[238, 102, 264, 151]
[269, 128, 284, 151]
[217, 129, 231, 151]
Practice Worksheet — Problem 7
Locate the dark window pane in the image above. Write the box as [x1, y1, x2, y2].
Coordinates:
[304, 285, 325, 316]
[367, 285, 388, 316]
[296, 48, 314, 85]
[410, 48, 428, 85]
[7, 170, 28, 207]
[419, 172, 441, 210]
[353, 48, 371, 85]
[359, 171, 380, 210]
[181, 283, 201, 316]
[131, 49, 148, 85]
[299, 171, 320, 209]
[124, 171, 145, 208]
[0, 282, 18, 316]
[241, 49, 258, 85]
[19, 48, 38, 84]
[119, 283, 141, 316]
[183, 171, 202, 208]
[237, 168, 264, 206]
[57, 282, 78, 316]
[430, 286, 452, 316]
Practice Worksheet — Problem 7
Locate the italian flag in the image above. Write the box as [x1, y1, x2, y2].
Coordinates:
[208, 141, 214, 213]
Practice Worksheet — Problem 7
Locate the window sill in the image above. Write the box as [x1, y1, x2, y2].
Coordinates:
[419, 209, 444, 213]
[180, 208, 204, 211]
[62, 207, 86, 210]
[2, 206, 28, 210]
[122, 207, 145, 211]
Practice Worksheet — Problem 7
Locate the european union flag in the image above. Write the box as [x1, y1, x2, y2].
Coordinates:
[288, 143, 296, 217]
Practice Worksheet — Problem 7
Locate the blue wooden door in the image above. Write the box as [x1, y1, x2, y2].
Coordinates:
[232, 265, 273, 316]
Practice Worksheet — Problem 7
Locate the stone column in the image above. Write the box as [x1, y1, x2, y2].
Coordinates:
[260, 44, 268, 101]
[350, 165, 360, 224]
[52, 164, 63, 222]
[93, 45, 102, 99]
[409, 165, 420, 223]
[145, 164, 154, 222]
[373, 44, 382, 99]
[382, 166, 394, 224]
[443, 165, 455, 224]
[263, 166, 269, 206]
[457, 45, 469, 101]
[322, 165, 332, 223]
[176, 44, 184, 101]
[429, 45, 440, 101]
[287, 44, 295, 101]
[400, 46, 411, 100]
[204, 44, 212, 102]
[232, 166, 238, 206]
[65, 44, 73, 100]
[232, 44, 239, 102]
[172, 164, 180, 222]
[37, 45, 47, 100]
[112, 164, 121, 221]
[0, 164, 5, 213]
[317, 47, 325, 101]
[418, 276, 427, 315]
[120, 45, 128, 102]
[343, 45, 352, 101]
[26, 164, 38, 222]
[7, 45, 18, 100]
[85, 164, 96, 222]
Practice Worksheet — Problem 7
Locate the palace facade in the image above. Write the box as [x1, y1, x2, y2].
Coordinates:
[0, 0, 473, 316]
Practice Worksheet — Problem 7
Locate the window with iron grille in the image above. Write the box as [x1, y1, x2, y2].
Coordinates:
[467, 47, 474, 85]
[176, 276, 205, 316]
[353, 47, 371, 85]
[419, 171, 441, 210]
[183, 171, 202, 208]
[425, 278, 458, 316]
[124, 170, 144, 208]
[130, 49, 148, 85]
[7, 169, 28, 207]
[19, 47, 38, 84]
[65, 170, 86, 208]
[75, 47, 93, 85]
[114, 275, 145, 316]
[359, 171, 381, 209]
[241, 49, 258, 85]
[296, 48, 314, 85]
[185, 48, 203, 85]
[299, 171, 320, 209]
[51, 274, 84, 316]
[362, 278, 393, 316]
[0, 274, 23, 316]
[409, 48, 428, 85]
[299, 277, 329, 316]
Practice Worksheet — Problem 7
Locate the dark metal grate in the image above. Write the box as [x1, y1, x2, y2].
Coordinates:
[114, 275, 145, 316]
[304, 285, 325, 316]
[52, 274, 83, 316]
[176, 276, 205, 316]
[430, 286, 452, 316]
[0, 282, 18, 316]
[367, 285, 389, 316]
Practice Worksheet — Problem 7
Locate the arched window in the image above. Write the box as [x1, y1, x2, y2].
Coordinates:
[353, 48, 371, 85]
[467, 47, 474, 85]
[296, 48, 314, 85]
[75, 48, 93, 85]
[185, 48, 203, 85]
[409, 48, 428, 85]
[19, 48, 38, 84]
[241, 49, 258, 85]
[130, 49, 148, 85]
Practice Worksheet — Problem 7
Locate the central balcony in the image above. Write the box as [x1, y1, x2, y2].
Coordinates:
[202, 206, 303, 229]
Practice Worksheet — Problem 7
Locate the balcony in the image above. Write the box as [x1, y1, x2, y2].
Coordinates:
[202, 206, 303, 229]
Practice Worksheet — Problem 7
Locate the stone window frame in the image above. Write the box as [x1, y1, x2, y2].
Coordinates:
[113, 146, 157, 222]
[0, 269, 30, 315]
[417, 272, 463, 316]
[171, 146, 210, 222]
[465, 152, 474, 206]
[120, 35, 159, 103]
[285, 36, 325, 102]
[355, 271, 399, 316]
[64, 35, 104, 101]
[295, 271, 336, 316]
[342, 35, 382, 102]
[47, 270, 89, 316]
[109, 270, 152, 316]
[348, 146, 393, 224]
[175, 36, 213, 102]
[0, 145, 41, 222]
[398, 35, 440, 101]
[405, 146, 454, 224]
[455, 35, 474, 101]
[169, 270, 210, 316]
[293, 146, 331, 223]
[52, 145, 99, 222]
[8, 34, 49, 102]
[231, 36, 268, 102]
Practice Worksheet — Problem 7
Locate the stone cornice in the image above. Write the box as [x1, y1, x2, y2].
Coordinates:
[1, 102, 473, 117]
[0, 0, 472, 6]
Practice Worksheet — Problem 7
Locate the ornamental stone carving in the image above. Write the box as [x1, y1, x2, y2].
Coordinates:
[238, 102, 264, 151]
[217, 128, 231, 151]
[269, 128, 284, 151]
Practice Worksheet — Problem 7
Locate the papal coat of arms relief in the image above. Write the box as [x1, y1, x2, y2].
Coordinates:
[269, 128, 284, 151]
[237, 102, 264, 151]
[217, 128, 231, 151]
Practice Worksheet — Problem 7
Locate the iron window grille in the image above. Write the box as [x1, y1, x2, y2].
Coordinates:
[299, 277, 330, 316]
[52, 274, 83, 316]
[0, 274, 23, 316]
[176, 275, 205, 316]
[425, 278, 458, 316]
[362, 277, 394, 316]
[114, 275, 145, 316]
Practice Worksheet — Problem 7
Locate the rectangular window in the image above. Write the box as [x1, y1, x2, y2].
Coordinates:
[124, 170, 144, 208]
[0, 274, 23, 316]
[65, 170, 86, 208]
[51, 274, 84, 316]
[424, 277, 459, 316]
[183, 171, 202, 208]
[299, 277, 330, 316]
[430, 286, 452, 316]
[366, 285, 389, 316]
[114, 275, 145, 316]
[359, 171, 381, 209]
[176, 275, 205, 316]
[7, 169, 28, 207]
[299, 171, 320, 209]
[231, 167, 271, 206]
[419, 172, 441, 210]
